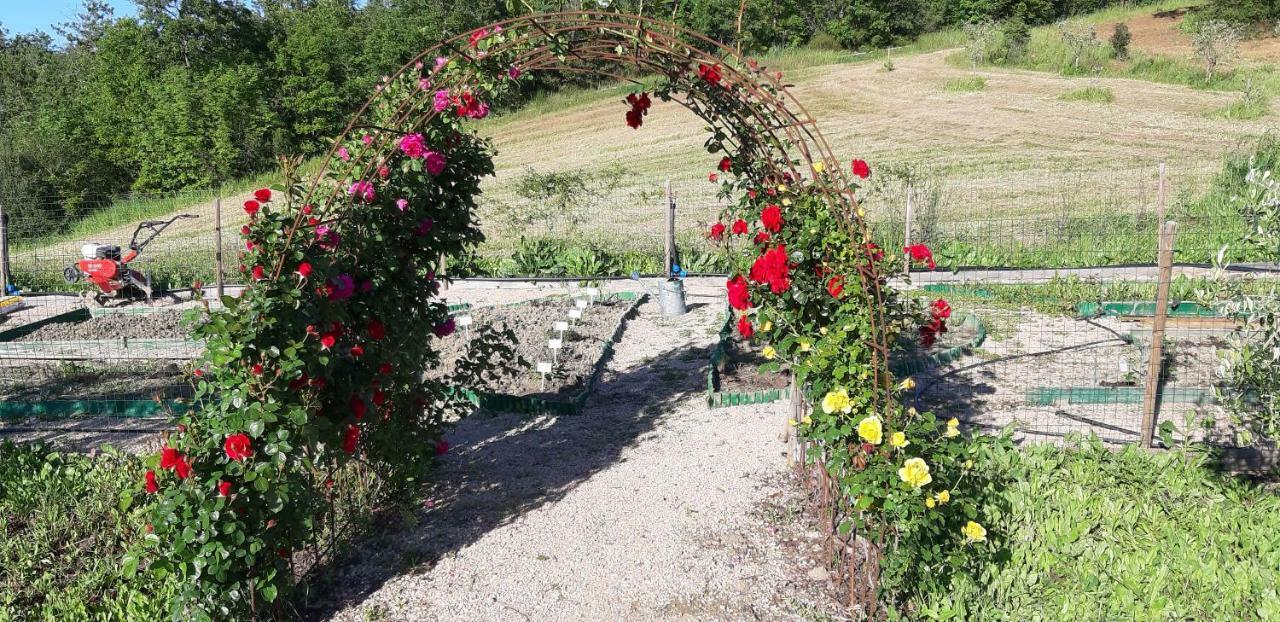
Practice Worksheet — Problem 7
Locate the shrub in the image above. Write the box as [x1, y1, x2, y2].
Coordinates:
[1058, 85, 1115, 102]
[944, 76, 987, 92]
[806, 31, 843, 51]
[1057, 20, 1100, 73]
[1193, 19, 1242, 82]
[999, 16, 1031, 63]
[1109, 22, 1131, 59]
[962, 19, 999, 67]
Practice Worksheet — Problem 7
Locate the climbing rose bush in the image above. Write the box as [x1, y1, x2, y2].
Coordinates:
[135, 29, 525, 618]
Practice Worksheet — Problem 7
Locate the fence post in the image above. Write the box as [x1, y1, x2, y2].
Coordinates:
[664, 180, 675, 278]
[1156, 162, 1166, 223]
[1140, 219, 1177, 448]
[0, 201, 9, 295]
[903, 183, 915, 276]
[214, 195, 224, 300]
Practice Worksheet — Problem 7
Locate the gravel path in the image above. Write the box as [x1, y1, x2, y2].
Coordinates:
[317, 286, 843, 621]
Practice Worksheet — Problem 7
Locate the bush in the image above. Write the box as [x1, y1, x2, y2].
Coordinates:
[806, 31, 843, 51]
[1058, 85, 1116, 102]
[1109, 22, 1131, 59]
[998, 16, 1031, 63]
[944, 76, 987, 92]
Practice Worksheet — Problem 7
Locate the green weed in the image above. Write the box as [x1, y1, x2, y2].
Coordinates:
[944, 76, 988, 92]
[1058, 85, 1116, 103]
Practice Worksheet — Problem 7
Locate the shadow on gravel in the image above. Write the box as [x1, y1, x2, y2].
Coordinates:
[301, 339, 711, 619]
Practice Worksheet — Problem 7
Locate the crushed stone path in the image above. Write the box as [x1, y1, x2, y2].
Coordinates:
[320, 284, 840, 621]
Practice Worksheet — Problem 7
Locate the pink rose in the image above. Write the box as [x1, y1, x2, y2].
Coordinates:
[396, 198, 409, 212]
[362, 134, 373, 146]
[338, 146, 350, 161]
[348, 180, 376, 203]
[432, 317, 456, 337]
[316, 225, 341, 251]
[415, 218, 434, 236]
[399, 133, 427, 159]
[433, 90, 451, 113]
[327, 274, 355, 301]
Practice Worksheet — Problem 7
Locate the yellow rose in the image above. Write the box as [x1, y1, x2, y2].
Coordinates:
[857, 415, 883, 445]
[935, 489, 950, 505]
[898, 457, 932, 489]
[802, 415, 812, 425]
[819, 327, 828, 336]
[777, 184, 788, 192]
[856, 207, 866, 219]
[761, 320, 773, 333]
[762, 345, 777, 360]
[962, 521, 987, 543]
[821, 388, 852, 415]
[782, 198, 792, 206]
[788, 419, 797, 427]
[963, 459, 974, 470]
[799, 341, 812, 352]
[925, 497, 936, 509]
[945, 418, 960, 438]
[897, 377, 916, 392]
[889, 431, 909, 449]
[813, 161, 825, 174]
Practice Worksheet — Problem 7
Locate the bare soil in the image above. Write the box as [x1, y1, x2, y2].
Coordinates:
[429, 297, 634, 399]
[715, 332, 791, 395]
[1100, 9, 1280, 64]
[0, 361, 189, 401]
[13, 309, 196, 342]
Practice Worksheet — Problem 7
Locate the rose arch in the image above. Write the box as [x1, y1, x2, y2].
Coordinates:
[138, 12, 984, 618]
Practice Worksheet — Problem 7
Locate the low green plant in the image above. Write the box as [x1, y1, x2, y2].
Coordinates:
[901, 437, 1280, 620]
[1109, 22, 1131, 59]
[943, 76, 987, 92]
[0, 442, 177, 619]
[1210, 78, 1271, 119]
[1058, 85, 1115, 103]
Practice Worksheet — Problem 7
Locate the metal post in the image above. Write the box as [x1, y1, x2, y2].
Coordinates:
[1140, 220, 1177, 448]
[214, 196, 224, 300]
[664, 180, 675, 279]
[0, 202, 9, 294]
[903, 183, 915, 276]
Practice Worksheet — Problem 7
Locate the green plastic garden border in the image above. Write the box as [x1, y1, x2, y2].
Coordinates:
[454, 291, 644, 416]
[0, 399, 192, 420]
[1077, 300, 1223, 318]
[1025, 386, 1216, 406]
[706, 304, 792, 409]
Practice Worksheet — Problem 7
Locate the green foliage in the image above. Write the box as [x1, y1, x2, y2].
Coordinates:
[1210, 78, 1271, 119]
[1109, 21, 1131, 59]
[0, 442, 176, 619]
[901, 437, 1280, 620]
[1058, 85, 1115, 102]
[944, 76, 988, 91]
[805, 31, 844, 50]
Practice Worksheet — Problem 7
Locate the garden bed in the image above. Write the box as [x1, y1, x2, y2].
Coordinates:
[431, 292, 643, 414]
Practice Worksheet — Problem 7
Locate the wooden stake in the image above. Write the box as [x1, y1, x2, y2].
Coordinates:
[1140, 220, 1177, 448]
[0, 201, 8, 294]
[214, 196, 224, 300]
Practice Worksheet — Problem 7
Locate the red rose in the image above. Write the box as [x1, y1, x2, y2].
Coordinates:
[931, 298, 952, 320]
[160, 446, 180, 470]
[350, 344, 365, 358]
[698, 62, 722, 86]
[252, 266, 265, 281]
[718, 156, 732, 172]
[827, 275, 845, 299]
[342, 424, 359, 454]
[435, 439, 450, 456]
[760, 204, 783, 233]
[251, 363, 263, 376]
[302, 204, 313, 215]
[625, 108, 643, 129]
[351, 396, 367, 420]
[145, 470, 159, 494]
[368, 320, 386, 340]
[865, 243, 885, 262]
[861, 442, 876, 454]
[753, 231, 771, 245]
[240, 225, 250, 236]
[379, 362, 393, 375]
[708, 172, 718, 183]
[320, 334, 337, 350]
[173, 456, 192, 480]
[378, 166, 390, 179]
[224, 433, 253, 462]
[372, 390, 386, 405]
[709, 222, 726, 241]
[748, 189, 757, 199]
[243, 200, 260, 216]
[254, 188, 271, 202]
[193, 368, 203, 377]
[749, 245, 792, 294]
[904, 244, 936, 270]
[296, 262, 312, 278]
[726, 275, 751, 311]
[218, 480, 232, 497]
[731, 219, 748, 235]
[737, 314, 754, 339]
[851, 159, 870, 179]
[625, 92, 652, 113]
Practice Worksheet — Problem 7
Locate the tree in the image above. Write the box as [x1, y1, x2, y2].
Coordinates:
[1109, 22, 1130, 60]
[1057, 19, 1098, 72]
[55, 0, 116, 51]
[963, 19, 998, 67]
[1193, 19, 1241, 82]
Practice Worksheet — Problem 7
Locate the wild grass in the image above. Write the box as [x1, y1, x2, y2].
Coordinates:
[944, 76, 988, 92]
[1058, 85, 1115, 102]
[904, 437, 1280, 621]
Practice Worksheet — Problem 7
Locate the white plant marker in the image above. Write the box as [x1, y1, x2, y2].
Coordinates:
[568, 308, 582, 326]
[456, 314, 473, 337]
[554, 320, 568, 340]
[548, 337, 563, 364]
[536, 361, 552, 391]
[576, 298, 589, 310]
[585, 287, 600, 304]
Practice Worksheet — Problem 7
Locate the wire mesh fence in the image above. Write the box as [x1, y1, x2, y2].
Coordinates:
[0, 163, 1273, 455]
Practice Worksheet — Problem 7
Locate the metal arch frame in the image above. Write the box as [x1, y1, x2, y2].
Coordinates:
[289, 11, 896, 416]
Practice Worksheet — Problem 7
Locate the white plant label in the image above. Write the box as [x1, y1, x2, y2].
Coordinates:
[536, 361, 552, 373]
[575, 299, 588, 309]
[569, 309, 582, 320]
[585, 287, 600, 297]
[548, 338, 563, 350]
[456, 315, 473, 327]
[554, 321, 569, 332]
